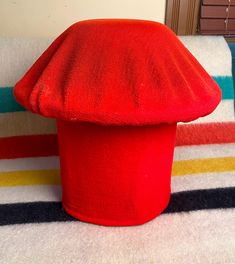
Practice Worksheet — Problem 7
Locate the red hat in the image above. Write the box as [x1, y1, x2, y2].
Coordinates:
[14, 19, 221, 226]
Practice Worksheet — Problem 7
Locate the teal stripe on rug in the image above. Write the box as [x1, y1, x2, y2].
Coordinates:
[0, 78, 234, 113]
[0, 87, 26, 113]
[212, 76, 234, 100]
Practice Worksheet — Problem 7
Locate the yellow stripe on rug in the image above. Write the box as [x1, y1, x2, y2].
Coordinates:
[172, 157, 235, 176]
[0, 169, 60, 186]
[0, 157, 235, 187]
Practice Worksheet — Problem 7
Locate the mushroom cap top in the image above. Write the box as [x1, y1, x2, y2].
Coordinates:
[14, 19, 221, 125]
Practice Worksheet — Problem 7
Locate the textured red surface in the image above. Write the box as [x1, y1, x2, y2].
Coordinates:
[57, 121, 177, 226]
[12, 19, 222, 226]
[14, 19, 221, 125]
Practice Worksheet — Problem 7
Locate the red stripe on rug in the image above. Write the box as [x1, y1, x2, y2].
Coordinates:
[0, 135, 59, 159]
[176, 122, 235, 146]
[0, 122, 234, 159]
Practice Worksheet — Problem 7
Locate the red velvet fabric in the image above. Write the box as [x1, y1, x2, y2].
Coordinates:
[57, 121, 177, 226]
[14, 19, 221, 125]
[13, 19, 222, 226]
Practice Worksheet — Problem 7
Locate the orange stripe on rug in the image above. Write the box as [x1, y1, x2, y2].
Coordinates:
[176, 122, 235, 146]
[0, 122, 234, 159]
[0, 135, 58, 159]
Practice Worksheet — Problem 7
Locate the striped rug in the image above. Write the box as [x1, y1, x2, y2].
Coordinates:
[0, 36, 234, 264]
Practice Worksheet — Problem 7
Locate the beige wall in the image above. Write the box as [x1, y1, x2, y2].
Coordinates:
[0, 0, 166, 37]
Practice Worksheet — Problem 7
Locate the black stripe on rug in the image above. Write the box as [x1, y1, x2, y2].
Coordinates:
[0, 187, 234, 226]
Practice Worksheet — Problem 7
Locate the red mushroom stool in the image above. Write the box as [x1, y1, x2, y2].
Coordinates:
[14, 19, 221, 226]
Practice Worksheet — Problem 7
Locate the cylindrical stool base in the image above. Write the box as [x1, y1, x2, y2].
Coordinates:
[57, 121, 177, 226]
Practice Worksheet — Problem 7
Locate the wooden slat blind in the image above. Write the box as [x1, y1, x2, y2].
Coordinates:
[165, 0, 201, 35]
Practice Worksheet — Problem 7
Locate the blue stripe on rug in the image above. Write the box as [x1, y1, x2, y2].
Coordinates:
[0, 79, 234, 113]
[0, 87, 25, 113]
[0, 187, 234, 226]
[212, 76, 234, 100]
